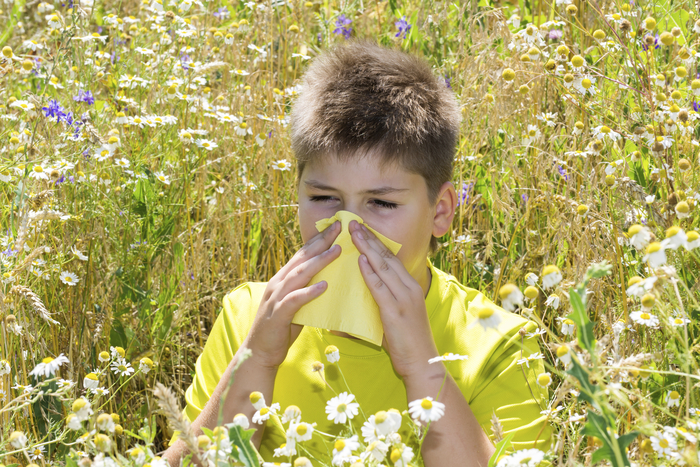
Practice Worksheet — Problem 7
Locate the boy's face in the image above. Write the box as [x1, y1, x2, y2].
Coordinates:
[297, 154, 454, 282]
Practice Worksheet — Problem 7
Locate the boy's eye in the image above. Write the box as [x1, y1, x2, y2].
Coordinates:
[370, 199, 398, 209]
[309, 195, 337, 203]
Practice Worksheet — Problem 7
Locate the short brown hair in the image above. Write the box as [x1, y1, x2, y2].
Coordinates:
[290, 40, 460, 251]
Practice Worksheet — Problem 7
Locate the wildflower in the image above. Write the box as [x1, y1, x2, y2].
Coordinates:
[662, 226, 687, 250]
[669, 316, 691, 327]
[468, 302, 502, 331]
[332, 435, 360, 465]
[250, 391, 266, 410]
[628, 224, 651, 250]
[325, 392, 360, 424]
[9, 431, 27, 449]
[428, 353, 469, 363]
[517, 352, 544, 368]
[235, 121, 252, 136]
[110, 358, 135, 377]
[139, 357, 154, 374]
[626, 276, 658, 298]
[232, 413, 250, 429]
[560, 318, 575, 336]
[281, 405, 302, 424]
[541, 265, 562, 290]
[10, 100, 36, 112]
[630, 311, 659, 327]
[643, 242, 666, 268]
[667, 390, 681, 407]
[526, 327, 546, 338]
[454, 234, 472, 244]
[395, 16, 412, 39]
[0, 359, 11, 376]
[98, 351, 110, 363]
[28, 445, 45, 460]
[60, 271, 80, 286]
[29, 164, 49, 180]
[155, 172, 171, 185]
[536, 372, 552, 388]
[66, 413, 82, 430]
[573, 75, 597, 96]
[97, 413, 115, 432]
[94, 433, 112, 452]
[499, 284, 523, 312]
[525, 272, 538, 286]
[84, 373, 99, 390]
[389, 445, 414, 467]
[323, 345, 341, 364]
[332, 14, 352, 39]
[650, 431, 677, 456]
[253, 402, 280, 424]
[684, 231, 700, 250]
[592, 125, 621, 141]
[557, 347, 573, 367]
[362, 440, 389, 462]
[544, 294, 560, 309]
[497, 448, 545, 467]
[272, 159, 292, 171]
[287, 421, 314, 442]
[73, 90, 95, 105]
[29, 353, 70, 378]
[72, 397, 93, 421]
[115, 158, 130, 169]
[409, 396, 446, 423]
[311, 361, 324, 373]
[195, 139, 218, 151]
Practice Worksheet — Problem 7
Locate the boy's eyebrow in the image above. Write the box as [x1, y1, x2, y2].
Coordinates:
[304, 180, 409, 196]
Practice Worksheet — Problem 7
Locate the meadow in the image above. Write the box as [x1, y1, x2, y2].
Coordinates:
[1, 0, 700, 465]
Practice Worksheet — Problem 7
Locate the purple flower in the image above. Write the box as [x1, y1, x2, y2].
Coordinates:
[641, 33, 660, 51]
[693, 101, 700, 112]
[42, 99, 66, 120]
[317, 32, 323, 43]
[445, 76, 452, 89]
[213, 6, 229, 19]
[521, 194, 529, 203]
[333, 14, 352, 39]
[548, 29, 563, 41]
[557, 164, 569, 181]
[73, 90, 95, 105]
[456, 182, 474, 206]
[395, 16, 412, 39]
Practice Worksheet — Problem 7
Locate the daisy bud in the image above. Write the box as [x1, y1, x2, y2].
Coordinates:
[544, 59, 556, 71]
[563, 73, 574, 85]
[197, 434, 211, 449]
[524, 286, 539, 300]
[501, 68, 516, 81]
[575, 121, 584, 131]
[679, 109, 689, 122]
[644, 17, 656, 30]
[537, 372, 552, 387]
[592, 29, 605, 40]
[675, 201, 690, 218]
[679, 158, 691, 172]
[679, 47, 691, 60]
[577, 204, 589, 216]
[2, 46, 12, 58]
[9, 431, 27, 448]
[556, 45, 569, 56]
[111, 413, 120, 424]
[672, 26, 681, 37]
[84, 372, 99, 390]
[167, 84, 177, 94]
[641, 293, 655, 309]
[605, 174, 616, 186]
[96, 413, 113, 431]
[288, 24, 299, 33]
[94, 433, 112, 452]
[311, 361, 324, 372]
[660, 32, 674, 46]
[627, 276, 642, 287]
[566, 4, 577, 15]
[99, 351, 110, 362]
[325, 345, 340, 363]
[485, 93, 494, 103]
[22, 59, 34, 71]
[570, 55, 584, 68]
[518, 84, 529, 94]
[499, 284, 523, 312]
[66, 413, 82, 430]
[114, 424, 123, 435]
[232, 413, 250, 429]
[676, 67, 687, 79]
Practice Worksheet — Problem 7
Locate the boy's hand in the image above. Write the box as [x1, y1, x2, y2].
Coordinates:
[349, 220, 439, 379]
[245, 221, 342, 369]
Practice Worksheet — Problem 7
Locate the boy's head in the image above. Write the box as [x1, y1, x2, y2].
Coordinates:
[290, 41, 459, 280]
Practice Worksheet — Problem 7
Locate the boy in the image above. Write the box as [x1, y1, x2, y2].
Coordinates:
[164, 40, 551, 466]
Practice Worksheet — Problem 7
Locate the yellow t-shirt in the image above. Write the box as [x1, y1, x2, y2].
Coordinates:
[178, 261, 552, 460]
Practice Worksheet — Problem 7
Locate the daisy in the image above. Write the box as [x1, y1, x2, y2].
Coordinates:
[628, 224, 651, 250]
[362, 440, 389, 462]
[271, 159, 292, 171]
[84, 372, 99, 390]
[525, 272, 538, 286]
[28, 444, 45, 460]
[110, 358, 135, 377]
[592, 125, 621, 141]
[57, 378, 74, 390]
[517, 352, 545, 368]
[537, 372, 552, 387]
[250, 391, 266, 410]
[573, 75, 597, 96]
[662, 226, 687, 250]
[325, 345, 340, 363]
[541, 265, 562, 290]
[99, 351, 111, 362]
[669, 316, 691, 327]
[195, 139, 218, 151]
[409, 396, 445, 423]
[560, 318, 575, 336]
[60, 271, 80, 286]
[71, 246, 88, 261]
[497, 448, 545, 467]
[544, 294, 560, 309]
[253, 403, 280, 424]
[10, 100, 36, 111]
[29, 164, 49, 180]
[90, 387, 109, 397]
[154, 171, 171, 185]
[685, 231, 700, 250]
[72, 397, 93, 421]
[526, 327, 546, 338]
[9, 431, 27, 448]
[643, 242, 666, 268]
[568, 413, 586, 424]
[468, 302, 502, 331]
[325, 392, 360, 424]
[234, 121, 252, 136]
[650, 431, 677, 456]
[626, 276, 657, 298]
[499, 284, 523, 312]
[115, 158, 130, 169]
[139, 357, 154, 374]
[29, 353, 70, 378]
[232, 413, 250, 429]
[0, 359, 11, 376]
[332, 435, 360, 466]
[454, 234, 472, 244]
[630, 310, 659, 327]
[389, 444, 414, 467]
[667, 390, 681, 407]
[428, 353, 469, 364]
[286, 421, 314, 442]
[67, 413, 83, 430]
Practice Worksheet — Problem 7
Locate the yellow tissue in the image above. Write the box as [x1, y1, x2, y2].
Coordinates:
[292, 210, 402, 347]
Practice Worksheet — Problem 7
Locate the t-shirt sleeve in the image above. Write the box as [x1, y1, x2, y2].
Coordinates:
[468, 320, 553, 452]
[169, 283, 257, 445]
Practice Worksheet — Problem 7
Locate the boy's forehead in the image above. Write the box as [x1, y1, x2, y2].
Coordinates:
[300, 155, 421, 187]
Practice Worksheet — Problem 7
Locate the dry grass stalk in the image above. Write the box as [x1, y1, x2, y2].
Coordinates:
[490, 410, 504, 443]
[153, 382, 199, 455]
[9, 285, 60, 325]
[11, 246, 50, 275]
[28, 190, 54, 210]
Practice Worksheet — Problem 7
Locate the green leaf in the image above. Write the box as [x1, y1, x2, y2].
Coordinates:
[228, 424, 260, 467]
[488, 433, 515, 467]
[566, 357, 600, 410]
[567, 289, 595, 354]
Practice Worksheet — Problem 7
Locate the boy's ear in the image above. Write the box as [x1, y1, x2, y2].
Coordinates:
[432, 181, 457, 238]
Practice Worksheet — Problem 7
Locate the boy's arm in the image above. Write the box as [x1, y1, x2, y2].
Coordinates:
[163, 221, 342, 466]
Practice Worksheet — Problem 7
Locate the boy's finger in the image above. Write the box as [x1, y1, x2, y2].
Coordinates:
[276, 280, 329, 321]
[280, 243, 342, 295]
[352, 228, 406, 292]
[358, 253, 398, 305]
[279, 221, 340, 278]
[355, 224, 414, 286]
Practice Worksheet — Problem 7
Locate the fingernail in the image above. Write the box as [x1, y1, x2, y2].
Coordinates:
[360, 254, 368, 263]
[361, 224, 368, 232]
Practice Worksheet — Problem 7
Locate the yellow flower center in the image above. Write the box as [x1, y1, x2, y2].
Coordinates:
[334, 440, 345, 451]
[134, 117, 142, 123]
[640, 313, 651, 320]
[34, 165, 43, 173]
[296, 424, 307, 435]
[670, 391, 680, 399]
[659, 439, 669, 448]
[118, 365, 127, 372]
[42, 357, 54, 364]
[421, 398, 433, 409]
[477, 306, 494, 319]
[581, 78, 592, 89]
[260, 407, 269, 416]
[375, 411, 388, 424]
[337, 403, 347, 413]
[600, 126, 610, 133]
